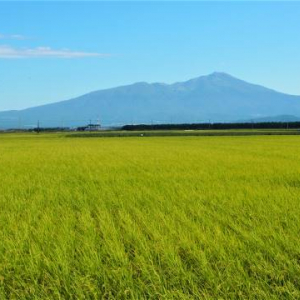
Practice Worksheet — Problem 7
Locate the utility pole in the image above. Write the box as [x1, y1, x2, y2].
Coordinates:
[97, 115, 101, 128]
[18, 117, 22, 131]
[37, 120, 40, 134]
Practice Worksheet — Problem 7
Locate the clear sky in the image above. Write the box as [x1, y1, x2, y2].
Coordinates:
[0, 1, 300, 111]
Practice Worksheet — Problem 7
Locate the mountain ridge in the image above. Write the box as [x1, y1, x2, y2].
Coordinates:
[1, 72, 300, 128]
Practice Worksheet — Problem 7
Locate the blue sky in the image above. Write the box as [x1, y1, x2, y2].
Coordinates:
[0, 1, 300, 111]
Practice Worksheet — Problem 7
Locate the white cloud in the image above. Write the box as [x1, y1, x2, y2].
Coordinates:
[10, 34, 29, 40]
[0, 33, 29, 40]
[0, 45, 109, 58]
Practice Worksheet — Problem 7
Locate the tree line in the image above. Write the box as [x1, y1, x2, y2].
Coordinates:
[122, 122, 300, 131]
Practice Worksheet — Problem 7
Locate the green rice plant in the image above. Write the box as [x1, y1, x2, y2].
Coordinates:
[0, 133, 300, 299]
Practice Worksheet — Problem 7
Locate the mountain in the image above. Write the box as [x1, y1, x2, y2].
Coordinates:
[243, 115, 300, 123]
[1, 72, 300, 129]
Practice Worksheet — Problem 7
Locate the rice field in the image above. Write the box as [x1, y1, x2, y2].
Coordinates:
[0, 133, 300, 299]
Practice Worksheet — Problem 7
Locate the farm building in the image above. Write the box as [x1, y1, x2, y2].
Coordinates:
[76, 124, 101, 131]
[85, 124, 101, 131]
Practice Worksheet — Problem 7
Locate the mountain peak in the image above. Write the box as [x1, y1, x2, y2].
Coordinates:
[206, 72, 236, 80]
[185, 72, 235, 84]
[209, 71, 231, 77]
[180, 72, 238, 89]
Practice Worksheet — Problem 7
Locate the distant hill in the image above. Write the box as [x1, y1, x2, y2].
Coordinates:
[1, 72, 300, 129]
[242, 115, 300, 123]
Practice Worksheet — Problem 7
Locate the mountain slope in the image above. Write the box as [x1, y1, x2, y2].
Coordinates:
[243, 115, 300, 123]
[1, 72, 300, 128]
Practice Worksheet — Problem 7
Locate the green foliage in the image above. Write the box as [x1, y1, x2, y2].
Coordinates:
[122, 122, 300, 131]
[0, 133, 300, 299]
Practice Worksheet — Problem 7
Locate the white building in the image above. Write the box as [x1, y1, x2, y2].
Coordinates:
[84, 124, 101, 131]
